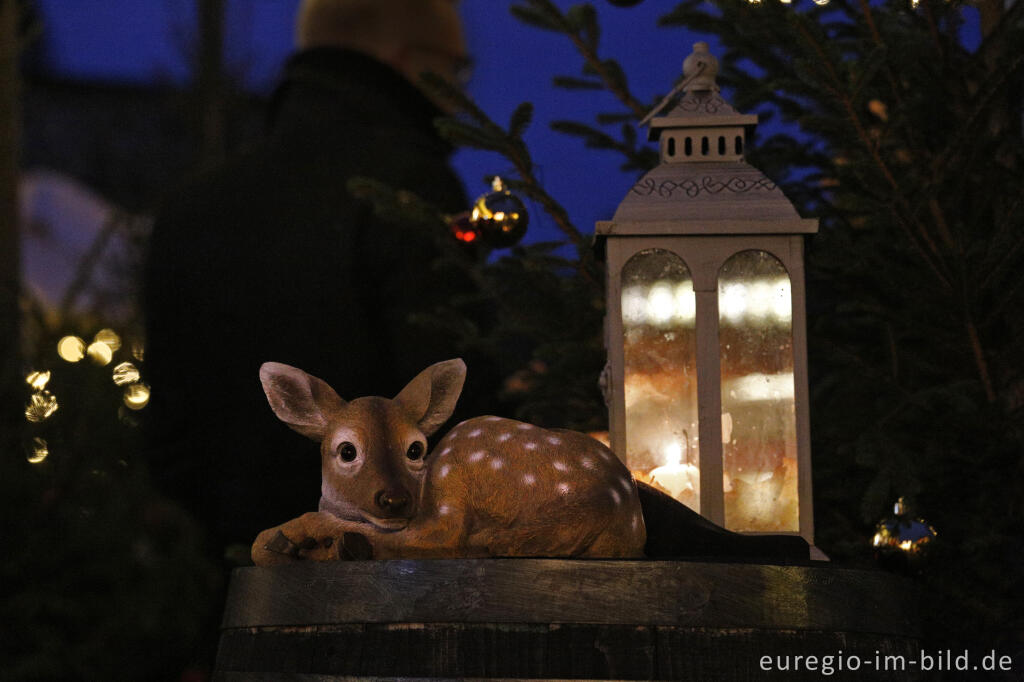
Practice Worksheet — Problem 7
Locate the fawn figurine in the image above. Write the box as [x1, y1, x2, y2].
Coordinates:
[251, 359, 646, 564]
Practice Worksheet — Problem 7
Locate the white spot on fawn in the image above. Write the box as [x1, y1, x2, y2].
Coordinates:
[440, 446, 452, 457]
[610, 488, 622, 505]
[469, 450, 486, 462]
[438, 464, 451, 478]
[580, 456, 595, 470]
[632, 514, 640, 530]
[438, 504, 452, 516]
[485, 416, 503, 422]
[553, 461, 568, 472]
[523, 473, 536, 485]
[469, 428, 483, 438]
[491, 458, 504, 470]
[516, 423, 533, 430]
[557, 482, 571, 495]
[524, 442, 538, 451]
[497, 433, 512, 443]
[619, 477, 633, 494]
[547, 436, 562, 445]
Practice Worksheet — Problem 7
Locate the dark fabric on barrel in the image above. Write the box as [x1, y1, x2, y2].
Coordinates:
[638, 481, 810, 560]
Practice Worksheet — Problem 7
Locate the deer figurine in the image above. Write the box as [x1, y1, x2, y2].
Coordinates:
[251, 359, 646, 564]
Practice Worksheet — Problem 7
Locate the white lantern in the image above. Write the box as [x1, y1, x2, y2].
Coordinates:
[598, 43, 817, 542]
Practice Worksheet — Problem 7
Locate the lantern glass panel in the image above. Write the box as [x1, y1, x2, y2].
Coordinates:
[718, 250, 799, 532]
[621, 249, 700, 512]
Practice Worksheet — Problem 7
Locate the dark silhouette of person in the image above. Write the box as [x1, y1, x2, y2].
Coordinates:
[143, 0, 481, 557]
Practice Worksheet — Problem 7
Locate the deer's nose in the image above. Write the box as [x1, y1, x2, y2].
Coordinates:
[374, 488, 410, 513]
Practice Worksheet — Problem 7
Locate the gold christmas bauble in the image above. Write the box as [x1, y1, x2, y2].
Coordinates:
[470, 177, 528, 249]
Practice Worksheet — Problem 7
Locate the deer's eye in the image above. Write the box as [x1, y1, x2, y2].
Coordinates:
[337, 442, 358, 462]
[406, 442, 425, 461]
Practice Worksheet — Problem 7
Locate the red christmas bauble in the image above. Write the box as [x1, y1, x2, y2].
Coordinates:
[449, 212, 480, 244]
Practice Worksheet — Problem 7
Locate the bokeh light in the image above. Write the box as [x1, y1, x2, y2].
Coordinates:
[87, 341, 114, 366]
[57, 336, 86, 362]
[25, 391, 59, 422]
[94, 328, 122, 351]
[26, 438, 49, 464]
[112, 362, 141, 386]
[124, 383, 151, 410]
[25, 370, 51, 391]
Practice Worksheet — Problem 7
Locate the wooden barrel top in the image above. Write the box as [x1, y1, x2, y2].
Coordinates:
[222, 558, 918, 635]
[216, 559, 921, 681]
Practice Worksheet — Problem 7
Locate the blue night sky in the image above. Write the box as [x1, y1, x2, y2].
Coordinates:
[27, 1, 985, 247]
[28, 1, 982, 248]
[30, 0, 711, 247]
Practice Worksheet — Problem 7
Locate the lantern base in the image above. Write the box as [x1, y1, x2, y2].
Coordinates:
[217, 559, 921, 680]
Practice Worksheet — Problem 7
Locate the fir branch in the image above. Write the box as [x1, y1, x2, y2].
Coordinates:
[975, 0, 1024, 57]
[791, 15, 954, 291]
[508, 3, 562, 32]
[983, 245, 1024, 326]
[979, 191, 1024, 294]
[508, 102, 534, 139]
[550, 120, 656, 171]
[419, 73, 589, 261]
[921, 0, 949, 60]
[966, 313, 997, 403]
[552, 75, 605, 90]
[511, 0, 648, 119]
[595, 112, 635, 125]
[346, 177, 448, 228]
[931, 49, 1024, 182]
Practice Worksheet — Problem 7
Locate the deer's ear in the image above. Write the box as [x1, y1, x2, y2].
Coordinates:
[259, 362, 345, 441]
[394, 359, 466, 437]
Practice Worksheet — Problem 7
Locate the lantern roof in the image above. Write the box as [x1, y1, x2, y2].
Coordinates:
[598, 42, 817, 236]
[647, 42, 757, 137]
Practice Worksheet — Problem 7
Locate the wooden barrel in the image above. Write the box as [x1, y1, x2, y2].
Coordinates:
[214, 559, 921, 681]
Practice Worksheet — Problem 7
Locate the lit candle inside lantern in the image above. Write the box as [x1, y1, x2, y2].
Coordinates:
[648, 441, 700, 505]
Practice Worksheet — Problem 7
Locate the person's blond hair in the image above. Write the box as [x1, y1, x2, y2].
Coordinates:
[295, 0, 462, 57]
[295, 0, 468, 108]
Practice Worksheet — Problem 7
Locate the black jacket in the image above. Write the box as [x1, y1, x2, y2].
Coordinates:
[143, 48, 474, 549]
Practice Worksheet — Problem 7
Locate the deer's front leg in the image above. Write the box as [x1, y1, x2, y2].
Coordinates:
[251, 511, 376, 566]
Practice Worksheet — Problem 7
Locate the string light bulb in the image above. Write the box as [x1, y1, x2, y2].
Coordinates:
[93, 328, 122, 351]
[26, 437, 49, 464]
[112, 362, 141, 386]
[25, 391, 58, 422]
[25, 370, 51, 391]
[57, 336, 86, 362]
[124, 383, 151, 410]
[87, 341, 114, 366]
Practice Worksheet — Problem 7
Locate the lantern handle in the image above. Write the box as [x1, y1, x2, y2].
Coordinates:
[638, 61, 706, 129]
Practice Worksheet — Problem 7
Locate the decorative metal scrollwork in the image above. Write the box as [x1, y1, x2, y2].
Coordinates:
[676, 92, 732, 115]
[630, 175, 777, 199]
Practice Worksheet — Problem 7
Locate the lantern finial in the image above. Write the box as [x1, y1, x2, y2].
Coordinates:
[682, 42, 719, 92]
[640, 42, 756, 150]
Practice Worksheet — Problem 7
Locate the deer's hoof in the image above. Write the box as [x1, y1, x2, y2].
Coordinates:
[338, 532, 374, 560]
